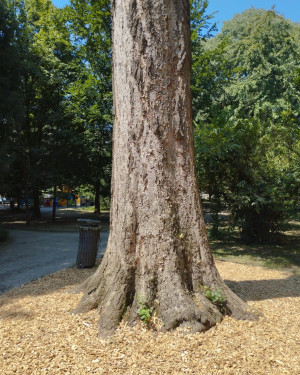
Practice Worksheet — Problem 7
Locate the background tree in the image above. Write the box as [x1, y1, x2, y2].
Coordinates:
[65, 0, 112, 213]
[0, 0, 95, 219]
[0, 0, 24, 199]
[193, 9, 300, 242]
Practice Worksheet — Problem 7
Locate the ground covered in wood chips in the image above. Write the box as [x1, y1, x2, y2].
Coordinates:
[1, 260, 299, 375]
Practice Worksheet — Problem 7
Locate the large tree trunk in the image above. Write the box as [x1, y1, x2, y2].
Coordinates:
[75, 0, 257, 337]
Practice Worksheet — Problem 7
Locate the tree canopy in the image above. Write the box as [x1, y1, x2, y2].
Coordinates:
[0, 0, 112, 214]
[1, 2, 298, 243]
[193, 8, 300, 242]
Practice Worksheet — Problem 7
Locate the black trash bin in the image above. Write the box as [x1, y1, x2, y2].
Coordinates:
[76, 219, 101, 268]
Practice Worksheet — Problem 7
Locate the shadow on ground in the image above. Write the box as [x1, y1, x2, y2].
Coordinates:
[225, 274, 300, 301]
[211, 233, 300, 269]
[0, 208, 110, 232]
[1, 258, 299, 320]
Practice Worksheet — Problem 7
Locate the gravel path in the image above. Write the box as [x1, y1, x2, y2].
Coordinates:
[0, 229, 108, 294]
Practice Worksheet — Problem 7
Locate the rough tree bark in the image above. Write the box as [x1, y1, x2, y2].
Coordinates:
[75, 0, 258, 337]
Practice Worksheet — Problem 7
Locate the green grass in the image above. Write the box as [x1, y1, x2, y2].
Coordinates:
[209, 216, 300, 274]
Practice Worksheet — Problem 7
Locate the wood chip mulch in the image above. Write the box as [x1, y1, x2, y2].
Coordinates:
[0, 260, 299, 375]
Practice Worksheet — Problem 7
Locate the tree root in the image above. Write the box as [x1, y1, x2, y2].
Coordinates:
[72, 254, 260, 337]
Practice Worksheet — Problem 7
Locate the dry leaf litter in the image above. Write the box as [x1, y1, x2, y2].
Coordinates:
[0, 260, 299, 375]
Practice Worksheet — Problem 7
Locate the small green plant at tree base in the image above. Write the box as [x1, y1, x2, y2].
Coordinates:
[203, 286, 227, 313]
[137, 297, 153, 325]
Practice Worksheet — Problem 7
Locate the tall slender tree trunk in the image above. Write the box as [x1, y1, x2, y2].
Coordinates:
[94, 180, 101, 214]
[51, 185, 57, 222]
[24, 157, 31, 225]
[33, 188, 41, 218]
[75, 0, 257, 337]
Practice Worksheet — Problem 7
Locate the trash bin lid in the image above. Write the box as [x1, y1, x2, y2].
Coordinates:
[77, 219, 101, 227]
